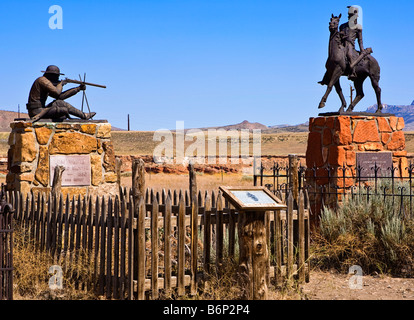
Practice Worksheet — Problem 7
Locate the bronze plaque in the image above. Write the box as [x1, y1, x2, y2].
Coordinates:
[356, 152, 392, 178]
[50, 155, 91, 186]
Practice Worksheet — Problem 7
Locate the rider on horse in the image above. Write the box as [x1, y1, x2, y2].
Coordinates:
[339, 5, 364, 80]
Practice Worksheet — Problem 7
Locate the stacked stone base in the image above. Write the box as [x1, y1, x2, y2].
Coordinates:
[7, 120, 118, 198]
[305, 115, 407, 225]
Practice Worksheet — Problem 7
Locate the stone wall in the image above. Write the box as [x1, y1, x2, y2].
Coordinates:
[7, 120, 118, 198]
[305, 115, 407, 223]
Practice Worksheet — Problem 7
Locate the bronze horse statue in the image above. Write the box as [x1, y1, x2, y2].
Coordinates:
[318, 14, 383, 113]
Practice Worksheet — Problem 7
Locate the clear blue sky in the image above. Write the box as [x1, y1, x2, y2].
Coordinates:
[0, 0, 413, 130]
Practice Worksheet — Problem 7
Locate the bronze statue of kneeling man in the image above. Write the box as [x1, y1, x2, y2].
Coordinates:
[27, 65, 96, 122]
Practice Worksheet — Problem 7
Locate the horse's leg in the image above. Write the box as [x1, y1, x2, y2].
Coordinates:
[346, 76, 366, 112]
[334, 80, 347, 113]
[318, 67, 343, 109]
[370, 75, 383, 113]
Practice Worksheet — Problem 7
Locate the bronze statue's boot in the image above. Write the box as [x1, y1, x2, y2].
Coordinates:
[347, 67, 357, 80]
[84, 112, 96, 120]
[67, 105, 95, 120]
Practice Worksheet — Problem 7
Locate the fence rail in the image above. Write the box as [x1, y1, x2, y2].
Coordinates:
[254, 157, 414, 219]
[8, 185, 310, 300]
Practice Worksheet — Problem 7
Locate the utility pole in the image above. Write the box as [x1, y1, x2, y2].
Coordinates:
[128, 114, 130, 131]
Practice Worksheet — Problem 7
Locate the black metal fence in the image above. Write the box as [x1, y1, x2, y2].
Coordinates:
[254, 158, 414, 218]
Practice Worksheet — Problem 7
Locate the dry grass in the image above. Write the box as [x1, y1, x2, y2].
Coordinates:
[121, 172, 254, 194]
[12, 225, 99, 300]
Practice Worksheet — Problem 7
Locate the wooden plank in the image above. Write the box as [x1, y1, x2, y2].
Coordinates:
[106, 197, 113, 299]
[127, 195, 134, 299]
[287, 192, 294, 283]
[93, 196, 100, 293]
[120, 194, 127, 299]
[164, 195, 172, 296]
[151, 195, 159, 299]
[274, 208, 282, 286]
[216, 192, 224, 268]
[56, 194, 65, 263]
[228, 204, 236, 258]
[203, 193, 212, 274]
[298, 191, 306, 283]
[45, 194, 51, 251]
[99, 196, 106, 296]
[177, 195, 185, 296]
[113, 196, 120, 299]
[190, 195, 198, 296]
[136, 197, 146, 300]
[62, 195, 70, 270]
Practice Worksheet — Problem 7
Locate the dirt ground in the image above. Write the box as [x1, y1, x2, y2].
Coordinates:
[297, 270, 414, 300]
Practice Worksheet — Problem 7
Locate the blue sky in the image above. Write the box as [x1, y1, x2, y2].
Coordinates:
[0, 0, 413, 130]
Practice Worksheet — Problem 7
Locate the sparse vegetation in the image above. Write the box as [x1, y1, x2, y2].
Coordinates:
[314, 182, 414, 277]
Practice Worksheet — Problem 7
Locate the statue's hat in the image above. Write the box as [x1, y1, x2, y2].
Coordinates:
[41, 65, 65, 75]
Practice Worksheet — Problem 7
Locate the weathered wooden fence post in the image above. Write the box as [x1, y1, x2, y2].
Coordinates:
[288, 154, 299, 206]
[132, 159, 146, 300]
[188, 162, 198, 295]
[220, 186, 286, 300]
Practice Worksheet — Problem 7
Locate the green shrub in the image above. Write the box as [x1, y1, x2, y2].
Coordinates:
[314, 180, 414, 276]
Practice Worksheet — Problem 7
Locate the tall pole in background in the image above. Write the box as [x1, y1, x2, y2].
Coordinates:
[128, 114, 130, 131]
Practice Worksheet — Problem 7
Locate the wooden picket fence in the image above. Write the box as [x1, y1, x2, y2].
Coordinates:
[8, 186, 310, 300]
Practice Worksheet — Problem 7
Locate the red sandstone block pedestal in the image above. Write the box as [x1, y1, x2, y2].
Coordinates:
[305, 115, 407, 224]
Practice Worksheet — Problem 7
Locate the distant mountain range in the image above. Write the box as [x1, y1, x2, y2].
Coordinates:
[1, 102, 414, 132]
[366, 101, 414, 131]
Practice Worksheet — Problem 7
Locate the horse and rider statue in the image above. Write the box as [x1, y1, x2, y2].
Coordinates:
[318, 5, 383, 113]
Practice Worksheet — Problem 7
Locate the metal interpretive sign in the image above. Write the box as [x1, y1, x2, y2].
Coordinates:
[50, 155, 91, 186]
[219, 186, 286, 211]
[356, 152, 393, 178]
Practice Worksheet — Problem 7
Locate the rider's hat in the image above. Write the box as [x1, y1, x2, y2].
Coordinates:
[41, 65, 65, 75]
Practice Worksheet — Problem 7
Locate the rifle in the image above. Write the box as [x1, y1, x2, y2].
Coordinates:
[63, 78, 106, 88]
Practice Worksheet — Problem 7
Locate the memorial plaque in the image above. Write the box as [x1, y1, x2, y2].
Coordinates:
[50, 155, 91, 186]
[219, 186, 286, 211]
[356, 152, 392, 178]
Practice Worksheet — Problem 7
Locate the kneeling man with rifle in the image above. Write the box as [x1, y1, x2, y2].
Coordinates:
[27, 65, 102, 122]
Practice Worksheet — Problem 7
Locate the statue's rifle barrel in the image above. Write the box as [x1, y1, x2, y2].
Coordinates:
[66, 78, 106, 89]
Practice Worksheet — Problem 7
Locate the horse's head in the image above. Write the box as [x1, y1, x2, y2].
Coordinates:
[329, 13, 342, 32]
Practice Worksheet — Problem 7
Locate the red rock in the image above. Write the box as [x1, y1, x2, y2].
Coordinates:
[381, 132, 391, 145]
[322, 128, 332, 146]
[328, 145, 346, 166]
[346, 151, 356, 166]
[387, 131, 406, 151]
[397, 117, 405, 130]
[352, 120, 379, 143]
[333, 116, 352, 145]
[313, 117, 326, 127]
[306, 132, 323, 167]
[377, 117, 392, 133]
[389, 116, 398, 130]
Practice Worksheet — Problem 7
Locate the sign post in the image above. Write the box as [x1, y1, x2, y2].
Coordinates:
[219, 186, 286, 300]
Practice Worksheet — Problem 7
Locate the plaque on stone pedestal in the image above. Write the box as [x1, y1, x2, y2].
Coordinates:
[50, 155, 91, 186]
[356, 152, 392, 178]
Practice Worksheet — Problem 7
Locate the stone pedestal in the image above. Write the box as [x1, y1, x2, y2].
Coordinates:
[7, 120, 118, 198]
[305, 115, 407, 224]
